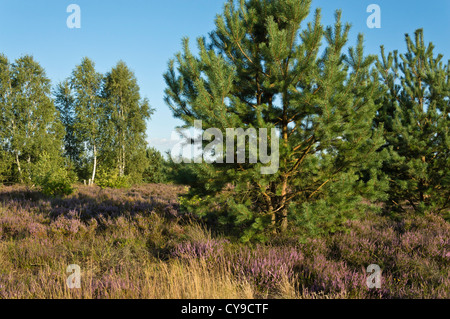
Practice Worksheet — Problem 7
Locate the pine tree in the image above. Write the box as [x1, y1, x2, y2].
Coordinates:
[102, 61, 153, 180]
[164, 0, 387, 240]
[70, 57, 104, 184]
[376, 29, 449, 215]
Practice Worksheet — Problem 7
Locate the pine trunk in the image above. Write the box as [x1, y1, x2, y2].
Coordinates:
[280, 178, 289, 233]
[280, 88, 289, 233]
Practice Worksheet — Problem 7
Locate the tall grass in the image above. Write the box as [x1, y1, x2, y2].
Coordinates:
[0, 184, 448, 299]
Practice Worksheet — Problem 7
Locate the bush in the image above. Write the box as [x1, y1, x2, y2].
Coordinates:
[95, 168, 130, 189]
[142, 147, 169, 184]
[31, 153, 76, 197]
[0, 150, 13, 185]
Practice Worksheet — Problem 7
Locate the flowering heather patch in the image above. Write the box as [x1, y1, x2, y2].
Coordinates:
[171, 238, 229, 260]
[0, 184, 188, 222]
[0, 200, 48, 240]
[50, 211, 85, 238]
[168, 214, 449, 298]
[322, 213, 450, 298]
[273, 212, 450, 298]
[0, 184, 448, 299]
[229, 246, 304, 292]
[170, 241, 304, 293]
[294, 253, 368, 298]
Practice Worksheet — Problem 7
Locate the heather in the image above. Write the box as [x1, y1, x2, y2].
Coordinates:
[0, 184, 448, 299]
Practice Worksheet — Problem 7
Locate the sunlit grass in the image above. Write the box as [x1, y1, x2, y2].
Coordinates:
[0, 184, 448, 299]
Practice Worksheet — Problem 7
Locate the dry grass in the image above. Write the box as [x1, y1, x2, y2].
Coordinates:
[144, 259, 255, 299]
[0, 246, 255, 299]
[0, 184, 449, 299]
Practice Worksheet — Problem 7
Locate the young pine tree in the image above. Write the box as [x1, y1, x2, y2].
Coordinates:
[164, 0, 387, 240]
[142, 147, 169, 184]
[376, 29, 449, 215]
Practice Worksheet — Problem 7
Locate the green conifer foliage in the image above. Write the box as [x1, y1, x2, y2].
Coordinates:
[164, 0, 388, 240]
[376, 29, 449, 215]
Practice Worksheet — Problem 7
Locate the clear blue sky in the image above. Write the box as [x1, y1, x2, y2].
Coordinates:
[0, 0, 449, 154]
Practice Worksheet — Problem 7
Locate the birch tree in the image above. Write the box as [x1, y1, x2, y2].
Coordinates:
[70, 57, 104, 184]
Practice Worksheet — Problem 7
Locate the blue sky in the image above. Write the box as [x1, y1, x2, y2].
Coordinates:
[0, 0, 449, 154]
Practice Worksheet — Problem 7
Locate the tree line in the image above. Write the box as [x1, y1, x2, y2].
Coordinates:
[0, 55, 165, 190]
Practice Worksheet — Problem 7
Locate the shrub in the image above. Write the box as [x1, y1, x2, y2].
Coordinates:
[142, 147, 169, 184]
[96, 167, 130, 189]
[0, 150, 12, 185]
[31, 152, 76, 197]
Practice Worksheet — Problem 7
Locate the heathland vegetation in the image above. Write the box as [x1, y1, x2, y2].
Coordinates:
[0, 0, 448, 298]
